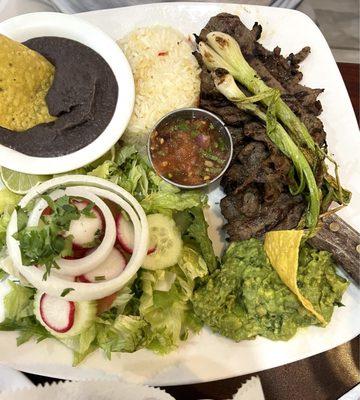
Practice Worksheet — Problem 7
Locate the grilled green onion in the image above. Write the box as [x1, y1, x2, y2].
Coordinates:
[199, 33, 318, 164]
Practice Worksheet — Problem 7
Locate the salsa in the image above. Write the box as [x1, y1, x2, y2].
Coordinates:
[149, 117, 229, 186]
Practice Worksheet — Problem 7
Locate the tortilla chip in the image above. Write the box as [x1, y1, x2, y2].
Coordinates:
[0, 34, 56, 131]
[264, 230, 326, 325]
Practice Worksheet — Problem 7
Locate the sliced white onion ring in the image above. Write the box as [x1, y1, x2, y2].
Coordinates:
[6, 176, 148, 301]
[0, 255, 28, 285]
[26, 187, 116, 277]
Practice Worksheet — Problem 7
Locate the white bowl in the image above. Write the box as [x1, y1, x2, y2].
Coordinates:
[0, 12, 134, 175]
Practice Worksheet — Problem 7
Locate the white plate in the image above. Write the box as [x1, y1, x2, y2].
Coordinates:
[0, 2, 359, 386]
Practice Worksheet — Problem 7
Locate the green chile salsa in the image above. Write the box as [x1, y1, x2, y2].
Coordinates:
[150, 117, 229, 186]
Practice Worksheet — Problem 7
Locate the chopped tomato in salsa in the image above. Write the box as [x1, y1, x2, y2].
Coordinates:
[150, 117, 229, 186]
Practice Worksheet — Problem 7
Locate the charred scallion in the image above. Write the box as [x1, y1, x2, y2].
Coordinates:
[199, 33, 318, 166]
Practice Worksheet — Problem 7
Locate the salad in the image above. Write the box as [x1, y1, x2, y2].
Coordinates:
[0, 144, 348, 365]
[0, 145, 216, 364]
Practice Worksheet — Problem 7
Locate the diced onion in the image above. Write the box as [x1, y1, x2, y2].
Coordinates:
[6, 176, 148, 301]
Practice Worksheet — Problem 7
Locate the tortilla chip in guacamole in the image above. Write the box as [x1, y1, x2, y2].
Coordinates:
[264, 230, 326, 325]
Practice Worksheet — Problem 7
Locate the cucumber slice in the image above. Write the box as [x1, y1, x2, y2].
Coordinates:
[34, 291, 97, 338]
[142, 214, 182, 270]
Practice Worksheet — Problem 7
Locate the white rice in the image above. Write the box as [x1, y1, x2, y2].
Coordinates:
[118, 26, 201, 148]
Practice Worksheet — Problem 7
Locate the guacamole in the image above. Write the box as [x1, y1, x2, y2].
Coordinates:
[192, 239, 348, 341]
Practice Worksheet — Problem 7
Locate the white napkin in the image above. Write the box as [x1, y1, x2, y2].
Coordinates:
[0, 379, 174, 400]
[0, 366, 34, 392]
[231, 377, 265, 400]
[0, 373, 265, 400]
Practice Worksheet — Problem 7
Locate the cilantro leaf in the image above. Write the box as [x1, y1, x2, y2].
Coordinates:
[14, 195, 83, 280]
[61, 288, 75, 297]
[81, 201, 95, 218]
[16, 207, 29, 232]
[41, 194, 55, 211]
[0, 317, 51, 346]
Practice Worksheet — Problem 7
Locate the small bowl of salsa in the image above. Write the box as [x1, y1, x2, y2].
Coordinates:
[148, 108, 233, 189]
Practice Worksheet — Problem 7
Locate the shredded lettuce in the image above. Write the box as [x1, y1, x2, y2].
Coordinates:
[59, 324, 98, 365]
[140, 270, 177, 294]
[178, 246, 208, 282]
[110, 286, 134, 313]
[0, 188, 21, 214]
[0, 316, 51, 346]
[141, 192, 205, 215]
[138, 245, 207, 354]
[3, 281, 34, 320]
[147, 171, 180, 194]
[0, 211, 11, 252]
[87, 160, 117, 181]
[0, 188, 22, 252]
[62, 313, 149, 365]
[114, 144, 138, 166]
[0, 281, 145, 365]
[0, 281, 50, 345]
[181, 207, 218, 272]
[0, 145, 216, 363]
[97, 315, 148, 359]
[140, 280, 189, 353]
[86, 145, 206, 216]
[64, 285, 137, 364]
[86, 145, 178, 204]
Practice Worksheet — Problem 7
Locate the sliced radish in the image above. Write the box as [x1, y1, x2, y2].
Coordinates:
[34, 292, 97, 337]
[103, 198, 121, 218]
[41, 199, 103, 256]
[64, 246, 88, 260]
[78, 247, 126, 283]
[76, 275, 90, 283]
[39, 293, 75, 333]
[66, 200, 103, 248]
[116, 213, 155, 255]
[42, 206, 52, 216]
[116, 214, 133, 253]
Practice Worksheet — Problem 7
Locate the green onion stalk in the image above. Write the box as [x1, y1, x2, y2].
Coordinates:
[212, 70, 320, 232]
[199, 34, 317, 161]
[198, 33, 350, 209]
